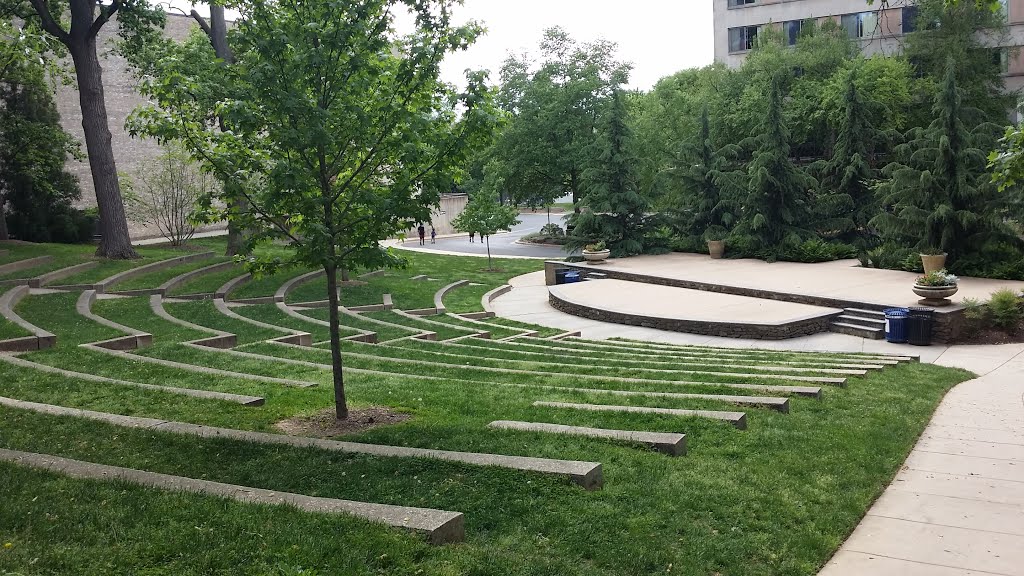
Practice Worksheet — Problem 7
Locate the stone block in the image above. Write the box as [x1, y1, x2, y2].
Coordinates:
[533, 401, 748, 429]
[489, 420, 687, 456]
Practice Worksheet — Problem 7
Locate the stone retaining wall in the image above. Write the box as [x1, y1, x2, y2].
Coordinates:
[549, 291, 839, 340]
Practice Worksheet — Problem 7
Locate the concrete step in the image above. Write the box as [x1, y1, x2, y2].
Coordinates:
[836, 315, 886, 329]
[830, 322, 884, 340]
[533, 401, 748, 429]
[845, 307, 886, 319]
[488, 421, 687, 456]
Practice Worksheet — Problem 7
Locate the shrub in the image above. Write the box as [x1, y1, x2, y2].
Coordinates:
[862, 243, 921, 272]
[520, 232, 568, 246]
[539, 223, 564, 237]
[669, 235, 705, 254]
[988, 288, 1022, 329]
[780, 239, 858, 263]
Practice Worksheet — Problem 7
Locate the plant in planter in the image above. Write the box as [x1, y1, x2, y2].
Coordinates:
[704, 226, 728, 259]
[913, 269, 959, 306]
[582, 241, 610, 263]
[919, 247, 947, 275]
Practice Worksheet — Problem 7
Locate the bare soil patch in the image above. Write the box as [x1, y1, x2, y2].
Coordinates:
[275, 406, 410, 437]
[952, 324, 1024, 345]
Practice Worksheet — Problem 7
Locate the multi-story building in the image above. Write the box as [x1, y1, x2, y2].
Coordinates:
[713, 0, 1024, 91]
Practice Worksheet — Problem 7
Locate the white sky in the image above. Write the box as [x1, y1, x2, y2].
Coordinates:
[170, 1, 714, 91]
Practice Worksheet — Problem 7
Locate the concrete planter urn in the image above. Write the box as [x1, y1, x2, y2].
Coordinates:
[707, 240, 725, 259]
[920, 253, 947, 274]
[912, 284, 958, 306]
[582, 249, 610, 263]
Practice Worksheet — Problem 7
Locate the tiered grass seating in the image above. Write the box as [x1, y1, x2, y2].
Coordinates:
[0, 241, 975, 573]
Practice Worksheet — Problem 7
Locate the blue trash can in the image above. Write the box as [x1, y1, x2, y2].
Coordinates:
[883, 308, 909, 343]
[564, 271, 581, 284]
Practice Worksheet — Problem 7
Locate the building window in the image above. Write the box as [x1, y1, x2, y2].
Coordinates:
[902, 6, 918, 34]
[841, 11, 879, 39]
[784, 20, 803, 46]
[728, 25, 760, 53]
[728, 0, 756, 7]
[994, 48, 1009, 74]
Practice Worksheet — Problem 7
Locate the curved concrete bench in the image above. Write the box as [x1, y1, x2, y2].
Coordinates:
[58, 252, 215, 294]
[0, 261, 100, 289]
[0, 354, 264, 406]
[150, 295, 236, 349]
[76, 290, 153, 350]
[488, 421, 686, 456]
[0, 255, 53, 276]
[213, 298, 312, 346]
[158, 261, 238, 299]
[216, 273, 252, 300]
[0, 444, 463, 544]
[344, 308, 435, 343]
[481, 284, 512, 313]
[0, 285, 57, 352]
[447, 313, 535, 338]
[533, 401, 748, 430]
[274, 300, 378, 344]
[392, 309, 488, 340]
[433, 280, 469, 314]
[275, 269, 324, 303]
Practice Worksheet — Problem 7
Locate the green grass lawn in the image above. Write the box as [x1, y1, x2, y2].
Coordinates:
[419, 313, 524, 339]
[362, 310, 478, 340]
[479, 315, 565, 337]
[0, 240, 977, 576]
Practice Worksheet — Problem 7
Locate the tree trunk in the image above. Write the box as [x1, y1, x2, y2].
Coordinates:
[198, 4, 246, 257]
[71, 40, 138, 259]
[0, 196, 8, 241]
[324, 260, 349, 420]
[486, 235, 492, 270]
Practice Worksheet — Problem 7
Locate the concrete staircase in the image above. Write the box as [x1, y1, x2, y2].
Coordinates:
[829, 308, 886, 340]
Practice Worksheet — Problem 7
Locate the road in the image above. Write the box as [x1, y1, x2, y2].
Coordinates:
[400, 212, 575, 258]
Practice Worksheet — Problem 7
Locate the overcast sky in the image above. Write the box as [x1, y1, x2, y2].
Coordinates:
[171, 1, 714, 91]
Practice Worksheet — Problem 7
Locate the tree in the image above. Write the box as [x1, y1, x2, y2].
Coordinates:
[452, 191, 520, 271]
[568, 89, 650, 257]
[810, 68, 880, 244]
[131, 0, 495, 420]
[0, 18, 82, 243]
[125, 145, 215, 246]
[7, 0, 164, 258]
[493, 27, 630, 211]
[664, 105, 743, 240]
[903, 0, 1015, 125]
[873, 60, 1008, 264]
[738, 75, 816, 252]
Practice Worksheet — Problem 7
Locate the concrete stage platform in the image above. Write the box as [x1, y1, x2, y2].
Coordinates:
[545, 254, 1024, 342]
[549, 279, 843, 339]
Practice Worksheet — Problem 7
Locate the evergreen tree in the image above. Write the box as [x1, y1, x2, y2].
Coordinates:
[872, 59, 1008, 264]
[666, 105, 743, 239]
[0, 38, 82, 242]
[738, 75, 816, 251]
[569, 89, 649, 257]
[811, 68, 878, 244]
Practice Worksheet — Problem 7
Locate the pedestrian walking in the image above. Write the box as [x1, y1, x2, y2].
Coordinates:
[469, 231, 475, 243]
[430, 227, 436, 244]
[417, 224, 426, 246]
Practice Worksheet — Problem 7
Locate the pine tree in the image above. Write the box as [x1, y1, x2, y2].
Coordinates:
[739, 75, 816, 251]
[569, 89, 649, 257]
[872, 59, 1007, 264]
[0, 47, 81, 242]
[812, 68, 877, 244]
[667, 105, 743, 239]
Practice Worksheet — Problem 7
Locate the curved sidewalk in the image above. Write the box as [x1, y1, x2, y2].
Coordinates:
[493, 271, 1024, 576]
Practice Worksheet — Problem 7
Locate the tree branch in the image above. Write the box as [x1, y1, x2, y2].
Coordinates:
[89, 0, 123, 39]
[189, 9, 214, 39]
[27, 0, 69, 45]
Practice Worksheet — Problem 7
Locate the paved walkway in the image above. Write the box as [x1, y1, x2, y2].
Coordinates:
[395, 213, 574, 259]
[493, 271, 1024, 576]
[576, 253, 1024, 308]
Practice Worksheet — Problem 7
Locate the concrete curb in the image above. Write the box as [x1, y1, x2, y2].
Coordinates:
[0, 446, 464, 545]
[0, 354, 264, 406]
[488, 421, 687, 456]
[433, 280, 469, 314]
[0, 285, 56, 352]
[534, 401, 749, 430]
[0, 255, 53, 276]
[0, 396, 603, 491]
[91, 252, 215, 294]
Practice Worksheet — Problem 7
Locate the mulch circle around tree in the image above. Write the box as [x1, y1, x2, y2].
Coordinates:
[275, 406, 410, 437]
